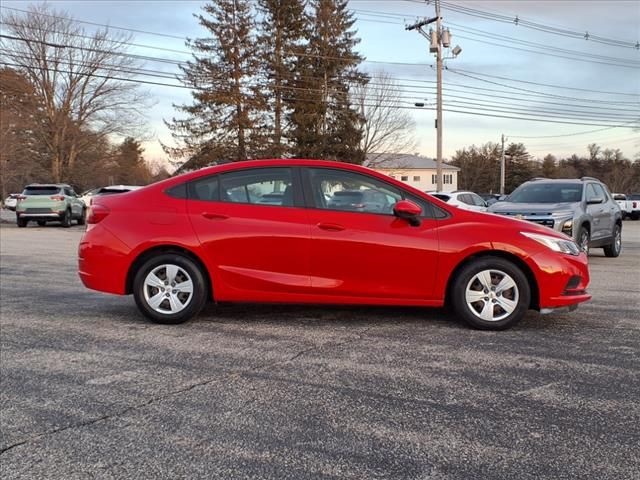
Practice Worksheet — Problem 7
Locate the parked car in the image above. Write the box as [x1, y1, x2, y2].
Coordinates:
[427, 191, 488, 212]
[94, 185, 142, 198]
[480, 193, 501, 206]
[627, 194, 640, 220]
[488, 177, 622, 256]
[612, 193, 631, 219]
[15, 184, 86, 227]
[326, 189, 394, 213]
[79, 160, 591, 330]
[79, 188, 100, 207]
[3, 193, 20, 211]
[258, 192, 284, 205]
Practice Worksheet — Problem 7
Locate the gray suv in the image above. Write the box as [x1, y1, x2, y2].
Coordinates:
[488, 177, 622, 257]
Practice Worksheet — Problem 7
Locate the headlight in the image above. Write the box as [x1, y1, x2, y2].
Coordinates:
[562, 219, 573, 235]
[521, 231, 581, 256]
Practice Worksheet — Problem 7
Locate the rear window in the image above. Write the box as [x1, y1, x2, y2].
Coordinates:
[432, 194, 450, 202]
[96, 188, 133, 195]
[613, 194, 627, 201]
[630, 194, 640, 200]
[23, 186, 61, 196]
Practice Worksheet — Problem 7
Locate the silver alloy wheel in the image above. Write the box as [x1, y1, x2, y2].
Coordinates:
[143, 264, 194, 315]
[614, 226, 622, 253]
[465, 269, 519, 322]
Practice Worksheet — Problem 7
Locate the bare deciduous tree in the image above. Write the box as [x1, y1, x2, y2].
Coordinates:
[352, 71, 417, 167]
[0, 4, 149, 182]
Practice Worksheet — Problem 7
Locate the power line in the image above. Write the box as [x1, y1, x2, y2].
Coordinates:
[3, 7, 638, 99]
[445, 68, 640, 106]
[437, 0, 639, 49]
[4, 59, 638, 129]
[446, 67, 639, 98]
[509, 121, 640, 140]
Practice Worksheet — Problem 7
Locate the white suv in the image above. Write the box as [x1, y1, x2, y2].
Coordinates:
[428, 191, 488, 212]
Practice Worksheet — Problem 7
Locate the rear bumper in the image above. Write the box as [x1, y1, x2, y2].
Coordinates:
[78, 224, 131, 295]
[17, 213, 62, 218]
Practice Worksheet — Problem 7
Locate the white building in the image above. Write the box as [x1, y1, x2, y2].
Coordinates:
[369, 153, 460, 192]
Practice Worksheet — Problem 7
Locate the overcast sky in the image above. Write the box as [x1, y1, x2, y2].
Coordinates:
[2, 0, 639, 165]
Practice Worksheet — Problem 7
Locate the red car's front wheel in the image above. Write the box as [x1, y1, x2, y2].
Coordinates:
[451, 256, 531, 330]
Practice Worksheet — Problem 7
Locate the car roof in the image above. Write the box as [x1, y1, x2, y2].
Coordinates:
[146, 159, 457, 214]
[525, 177, 601, 184]
[25, 183, 70, 188]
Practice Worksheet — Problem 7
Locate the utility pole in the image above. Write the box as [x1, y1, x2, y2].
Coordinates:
[435, 0, 443, 192]
[406, 0, 461, 192]
[500, 134, 506, 195]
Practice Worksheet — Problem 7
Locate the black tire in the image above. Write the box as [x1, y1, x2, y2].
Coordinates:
[632, 213, 639, 221]
[577, 224, 590, 255]
[17, 217, 27, 228]
[133, 253, 208, 324]
[37, 220, 46, 227]
[450, 256, 531, 330]
[61, 209, 71, 228]
[603, 223, 622, 258]
[77, 208, 86, 226]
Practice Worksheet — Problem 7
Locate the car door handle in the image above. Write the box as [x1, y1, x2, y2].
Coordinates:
[317, 222, 345, 232]
[201, 212, 228, 220]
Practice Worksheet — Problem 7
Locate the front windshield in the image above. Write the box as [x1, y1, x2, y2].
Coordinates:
[508, 183, 583, 204]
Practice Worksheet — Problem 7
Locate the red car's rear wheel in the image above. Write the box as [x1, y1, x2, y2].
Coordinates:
[133, 253, 208, 324]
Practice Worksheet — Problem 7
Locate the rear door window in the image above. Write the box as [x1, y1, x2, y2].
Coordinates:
[219, 168, 294, 207]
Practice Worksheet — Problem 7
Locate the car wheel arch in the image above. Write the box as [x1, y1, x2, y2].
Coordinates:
[445, 250, 540, 311]
[125, 245, 213, 300]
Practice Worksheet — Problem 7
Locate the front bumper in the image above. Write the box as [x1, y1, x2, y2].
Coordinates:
[527, 249, 591, 310]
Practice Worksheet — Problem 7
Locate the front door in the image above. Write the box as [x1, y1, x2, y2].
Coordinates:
[585, 183, 610, 241]
[186, 167, 312, 300]
[302, 167, 439, 301]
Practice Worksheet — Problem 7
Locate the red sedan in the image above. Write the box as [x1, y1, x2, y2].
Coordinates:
[78, 160, 590, 330]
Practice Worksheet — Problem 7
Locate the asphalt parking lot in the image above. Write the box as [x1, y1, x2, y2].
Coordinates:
[1, 211, 639, 479]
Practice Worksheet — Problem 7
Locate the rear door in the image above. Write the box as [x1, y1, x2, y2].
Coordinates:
[186, 167, 312, 300]
[302, 167, 439, 301]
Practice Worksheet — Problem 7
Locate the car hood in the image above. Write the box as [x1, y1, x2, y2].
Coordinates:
[488, 201, 578, 216]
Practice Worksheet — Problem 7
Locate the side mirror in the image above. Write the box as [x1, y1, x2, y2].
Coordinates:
[393, 200, 422, 226]
[587, 197, 604, 205]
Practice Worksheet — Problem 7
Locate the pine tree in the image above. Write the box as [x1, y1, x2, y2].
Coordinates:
[256, 0, 308, 158]
[505, 143, 534, 193]
[164, 0, 265, 167]
[288, 0, 367, 163]
[541, 154, 558, 178]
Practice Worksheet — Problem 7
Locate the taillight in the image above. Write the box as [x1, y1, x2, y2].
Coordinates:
[50, 195, 65, 201]
[87, 204, 110, 224]
[634, 202, 638, 208]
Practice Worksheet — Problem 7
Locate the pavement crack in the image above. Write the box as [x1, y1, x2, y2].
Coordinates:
[0, 374, 226, 456]
[1, 326, 375, 455]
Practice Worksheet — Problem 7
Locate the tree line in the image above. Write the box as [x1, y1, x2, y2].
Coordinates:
[451, 142, 640, 194]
